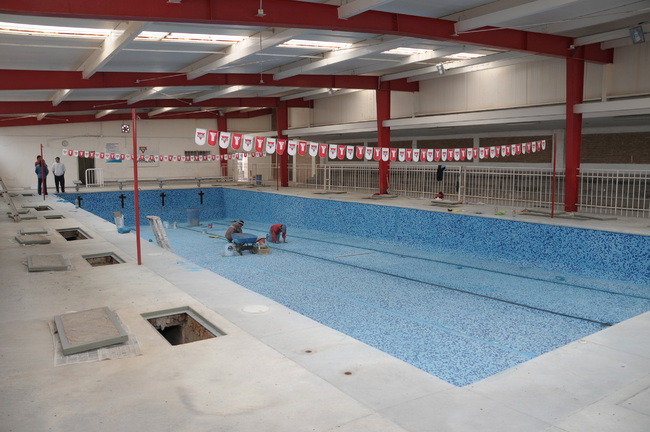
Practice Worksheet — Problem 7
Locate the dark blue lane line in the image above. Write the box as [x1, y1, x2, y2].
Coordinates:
[217, 251, 538, 359]
[194, 221, 650, 302]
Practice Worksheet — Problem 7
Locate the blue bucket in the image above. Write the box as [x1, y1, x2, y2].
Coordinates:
[187, 208, 199, 226]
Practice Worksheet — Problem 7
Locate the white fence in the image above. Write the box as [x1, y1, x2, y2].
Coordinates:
[85, 168, 104, 188]
[269, 163, 648, 218]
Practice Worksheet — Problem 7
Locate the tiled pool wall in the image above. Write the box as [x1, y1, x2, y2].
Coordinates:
[59, 188, 650, 284]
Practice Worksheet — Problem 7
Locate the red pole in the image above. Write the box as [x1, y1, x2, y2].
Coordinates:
[551, 133, 557, 218]
[40, 144, 45, 200]
[132, 109, 142, 265]
[376, 85, 391, 194]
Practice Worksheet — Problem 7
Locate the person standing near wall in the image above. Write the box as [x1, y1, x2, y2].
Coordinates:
[52, 156, 66, 193]
[35, 155, 48, 195]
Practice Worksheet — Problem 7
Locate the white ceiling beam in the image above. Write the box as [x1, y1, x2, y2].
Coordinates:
[528, 2, 647, 34]
[303, 89, 361, 101]
[575, 23, 648, 47]
[454, 0, 584, 34]
[574, 97, 650, 116]
[185, 28, 304, 80]
[274, 36, 410, 80]
[95, 110, 115, 119]
[126, 87, 165, 105]
[352, 46, 470, 75]
[409, 54, 543, 82]
[280, 88, 329, 101]
[192, 85, 248, 103]
[148, 107, 176, 117]
[78, 21, 148, 79]
[51, 89, 72, 106]
[36, 113, 47, 121]
[381, 52, 520, 82]
[338, 0, 394, 19]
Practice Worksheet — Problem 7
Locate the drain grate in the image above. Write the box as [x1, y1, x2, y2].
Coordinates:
[57, 227, 91, 241]
[142, 307, 225, 346]
[83, 252, 123, 266]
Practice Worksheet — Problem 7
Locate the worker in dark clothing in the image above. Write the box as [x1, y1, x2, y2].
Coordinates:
[225, 220, 244, 243]
[35, 155, 49, 195]
[267, 223, 287, 243]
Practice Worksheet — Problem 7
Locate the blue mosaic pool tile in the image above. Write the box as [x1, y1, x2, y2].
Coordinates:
[78, 189, 650, 387]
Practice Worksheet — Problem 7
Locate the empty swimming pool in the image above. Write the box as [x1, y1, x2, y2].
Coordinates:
[59, 188, 650, 386]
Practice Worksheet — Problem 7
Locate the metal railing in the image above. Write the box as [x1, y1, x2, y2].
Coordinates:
[579, 169, 649, 217]
[85, 168, 104, 188]
[269, 163, 649, 217]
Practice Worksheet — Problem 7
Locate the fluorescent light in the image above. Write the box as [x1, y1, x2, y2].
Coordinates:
[280, 39, 352, 50]
[0, 22, 112, 38]
[383, 47, 431, 55]
[137, 31, 248, 44]
[444, 52, 486, 59]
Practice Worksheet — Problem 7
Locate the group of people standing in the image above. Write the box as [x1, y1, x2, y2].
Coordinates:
[34, 155, 66, 195]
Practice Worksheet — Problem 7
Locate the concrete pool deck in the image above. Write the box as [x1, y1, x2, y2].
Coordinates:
[1, 185, 649, 432]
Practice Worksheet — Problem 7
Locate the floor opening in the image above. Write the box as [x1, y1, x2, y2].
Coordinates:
[44, 215, 65, 219]
[83, 252, 123, 266]
[33, 205, 52, 211]
[142, 307, 225, 346]
[57, 227, 91, 241]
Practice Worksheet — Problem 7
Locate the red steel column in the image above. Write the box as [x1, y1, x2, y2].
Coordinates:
[376, 84, 391, 194]
[565, 53, 585, 212]
[276, 101, 289, 187]
[131, 109, 142, 265]
[217, 115, 228, 177]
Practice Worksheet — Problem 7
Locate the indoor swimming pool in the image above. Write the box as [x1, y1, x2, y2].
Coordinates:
[58, 188, 650, 386]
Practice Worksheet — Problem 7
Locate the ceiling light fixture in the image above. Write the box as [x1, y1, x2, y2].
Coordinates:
[256, 0, 266, 17]
[436, 64, 445, 75]
[630, 25, 645, 44]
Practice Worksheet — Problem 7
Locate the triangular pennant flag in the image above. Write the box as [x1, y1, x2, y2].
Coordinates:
[356, 146, 365, 159]
[440, 149, 446, 161]
[541, 139, 546, 150]
[389, 148, 397, 162]
[460, 148, 466, 161]
[454, 148, 460, 161]
[373, 147, 381, 161]
[435, 149, 441, 162]
[490, 146, 496, 158]
[421, 149, 427, 161]
[365, 146, 374, 160]
[405, 148, 412, 162]
[427, 149, 434, 162]
[398, 148, 405, 162]
[412, 149, 420, 162]
[381, 148, 390, 161]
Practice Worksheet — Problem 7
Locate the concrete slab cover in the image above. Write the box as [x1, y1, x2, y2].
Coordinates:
[26, 254, 68, 272]
[16, 215, 38, 220]
[19, 227, 48, 234]
[15, 234, 51, 245]
[54, 307, 129, 355]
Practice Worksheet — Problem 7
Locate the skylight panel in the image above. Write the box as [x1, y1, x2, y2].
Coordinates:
[383, 47, 431, 55]
[0, 22, 112, 38]
[280, 39, 353, 50]
[444, 52, 486, 59]
[137, 31, 248, 44]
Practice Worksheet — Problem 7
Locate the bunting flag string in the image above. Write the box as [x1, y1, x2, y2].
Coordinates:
[60, 129, 547, 162]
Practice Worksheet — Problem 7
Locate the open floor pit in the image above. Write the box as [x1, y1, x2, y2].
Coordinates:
[57, 227, 91, 241]
[83, 252, 124, 266]
[142, 307, 225, 346]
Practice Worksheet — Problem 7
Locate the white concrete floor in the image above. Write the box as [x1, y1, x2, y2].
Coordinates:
[1, 185, 649, 432]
